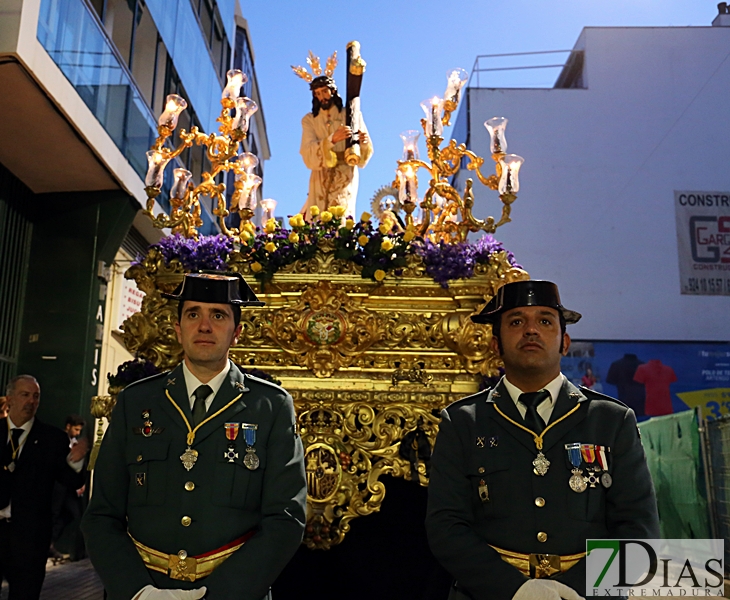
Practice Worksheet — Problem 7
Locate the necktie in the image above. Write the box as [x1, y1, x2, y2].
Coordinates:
[3, 428, 23, 468]
[518, 390, 551, 434]
[192, 385, 213, 427]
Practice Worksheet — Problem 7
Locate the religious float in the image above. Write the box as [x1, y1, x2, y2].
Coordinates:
[91, 42, 528, 551]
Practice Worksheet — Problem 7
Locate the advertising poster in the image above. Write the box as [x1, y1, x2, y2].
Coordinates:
[561, 340, 730, 421]
[674, 190, 730, 295]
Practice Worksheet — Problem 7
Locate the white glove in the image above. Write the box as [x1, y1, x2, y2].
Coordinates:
[134, 585, 207, 600]
[512, 579, 584, 600]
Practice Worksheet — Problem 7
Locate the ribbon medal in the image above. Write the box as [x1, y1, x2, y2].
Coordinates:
[224, 422, 240, 463]
[565, 443, 587, 493]
[581, 443, 601, 488]
[241, 423, 259, 470]
[596, 444, 612, 488]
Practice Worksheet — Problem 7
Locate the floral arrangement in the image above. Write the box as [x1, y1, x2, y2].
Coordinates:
[107, 358, 160, 389]
[139, 208, 520, 288]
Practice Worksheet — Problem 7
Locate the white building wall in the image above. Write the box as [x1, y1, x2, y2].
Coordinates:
[457, 26, 730, 342]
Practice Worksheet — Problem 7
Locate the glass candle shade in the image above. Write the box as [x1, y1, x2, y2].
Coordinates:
[144, 150, 170, 188]
[222, 69, 247, 101]
[235, 172, 262, 210]
[498, 154, 524, 194]
[170, 168, 192, 200]
[444, 68, 468, 107]
[260, 198, 277, 223]
[398, 165, 418, 204]
[399, 130, 420, 161]
[484, 117, 508, 154]
[421, 97, 444, 137]
[158, 94, 187, 129]
[233, 97, 258, 134]
[238, 152, 259, 175]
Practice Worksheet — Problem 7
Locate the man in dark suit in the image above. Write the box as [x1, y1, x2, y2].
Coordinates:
[0, 375, 87, 599]
[426, 280, 659, 600]
[82, 273, 307, 600]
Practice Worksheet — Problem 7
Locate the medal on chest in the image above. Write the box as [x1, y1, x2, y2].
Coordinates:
[565, 442, 587, 493]
[180, 447, 199, 471]
[241, 423, 259, 470]
[224, 422, 240, 463]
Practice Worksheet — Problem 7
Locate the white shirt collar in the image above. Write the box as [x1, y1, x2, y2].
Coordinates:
[181, 360, 232, 410]
[503, 372, 565, 407]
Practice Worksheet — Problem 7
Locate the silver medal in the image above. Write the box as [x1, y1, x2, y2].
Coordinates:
[532, 452, 550, 476]
[243, 449, 259, 470]
[569, 468, 587, 493]
[601, 471, 613, 488]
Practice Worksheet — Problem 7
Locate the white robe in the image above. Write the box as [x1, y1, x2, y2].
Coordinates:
[299, 106, 373, 217]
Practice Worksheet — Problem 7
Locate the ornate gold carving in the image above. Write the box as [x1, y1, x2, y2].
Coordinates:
[119, 243, 528, 548]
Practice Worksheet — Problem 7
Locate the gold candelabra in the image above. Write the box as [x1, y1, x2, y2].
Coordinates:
[394, 69, 524, 243]
[142, 70, 262, 242]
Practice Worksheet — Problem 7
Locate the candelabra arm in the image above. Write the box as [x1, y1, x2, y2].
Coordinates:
[462, 179, 496, 235]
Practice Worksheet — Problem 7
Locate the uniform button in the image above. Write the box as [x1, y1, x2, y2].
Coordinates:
[184, 481, 195, 491]
[535, 497, 545, 508]
[537, 532, 548, 543]
[136, 454, 143, 462]
[478, 467, 485, 474]
[178, 550, 187, 560]
[181, 516, 192, 527]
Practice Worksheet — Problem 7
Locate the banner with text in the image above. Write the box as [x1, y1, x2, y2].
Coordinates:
[674, 190, 730, 295]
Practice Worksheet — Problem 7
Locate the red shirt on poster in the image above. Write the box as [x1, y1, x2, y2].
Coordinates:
[633, 359, 677, 416]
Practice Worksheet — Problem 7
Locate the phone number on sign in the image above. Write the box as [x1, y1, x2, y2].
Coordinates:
[684, 277, 730, 294]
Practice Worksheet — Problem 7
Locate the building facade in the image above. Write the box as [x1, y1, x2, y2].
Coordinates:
[0, 0, 269, 428]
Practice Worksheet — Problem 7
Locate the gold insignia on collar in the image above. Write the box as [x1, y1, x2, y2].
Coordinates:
[569, 392, 581, 399]
[235, 381, 246, 391]
[476, 436, 485, 448]
[167, 378, 176, 386]
[491, 391, 501, 398]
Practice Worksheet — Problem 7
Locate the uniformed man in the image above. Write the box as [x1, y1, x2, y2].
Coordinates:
[425, 280, 659, 600]
[82, 273, 307, 600]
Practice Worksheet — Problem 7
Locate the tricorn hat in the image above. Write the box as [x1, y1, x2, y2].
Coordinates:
[471, 280, 581, 325]
[162, 272, 265, 307]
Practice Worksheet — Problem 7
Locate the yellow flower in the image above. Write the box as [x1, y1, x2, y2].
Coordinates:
[330, 206, 346, 218]
[243, 221, 256, 234]
[379, 223, 390, 235]
[380, 238, 394, 252]
[374, 269, 386, 282]
[403, 230, 415, 243]
[358, 234, 369, 246]
[289, 214, 305, 228]
[264, 241, 276, 253]
[250, 262, 262, 273]
[288, 232, 300, 243]
[264, 219, 277, 234]
[320, 210, 333, 223]
[360, 211, 371, 222]
[345, 218, 355, 230]
[310, 206, 320, 217]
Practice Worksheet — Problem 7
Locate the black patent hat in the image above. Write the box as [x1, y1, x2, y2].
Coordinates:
[162, 272, 265, 307]
[471, 280, 581, 325]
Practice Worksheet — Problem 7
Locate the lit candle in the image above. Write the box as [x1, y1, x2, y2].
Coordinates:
[260, 198, 277, 223]
[222, 69, 247, 101]
[235, 172, 262, 210]
[158, 95, 187, 129]
[399, 130, 420, 161]
[144, 150, 170, 188]
[238, 152, 259, 175]
[232, 97, 258, 133]
[498, 154, 524, 194]
[484, 117, 508, 154]
[421, 98, 443, 137]
[444, 68, 468, 106]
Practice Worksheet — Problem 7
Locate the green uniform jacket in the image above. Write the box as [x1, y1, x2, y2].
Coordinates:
[425, 377, 659, 600]
[82, 362, 307, 600]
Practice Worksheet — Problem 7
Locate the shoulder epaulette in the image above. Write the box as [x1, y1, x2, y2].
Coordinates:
[243, 373, 286, 394]
[579, 386, 629, 408]
[121, 370, 170, 392]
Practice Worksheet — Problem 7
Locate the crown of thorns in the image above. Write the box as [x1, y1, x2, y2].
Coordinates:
[291, 50, 338, 84]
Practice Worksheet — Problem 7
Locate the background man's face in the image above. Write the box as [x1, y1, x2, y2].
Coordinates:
[66, 424, 83, 438]
[174, 302, 242, 368]
[7, 378, 40, 426]
[492, 306, 570, 379]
